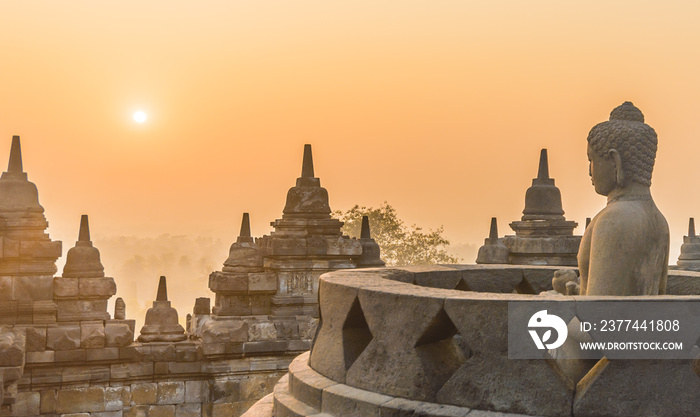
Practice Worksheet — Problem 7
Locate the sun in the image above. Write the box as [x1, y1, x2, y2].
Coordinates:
[133, 111, 147, 123]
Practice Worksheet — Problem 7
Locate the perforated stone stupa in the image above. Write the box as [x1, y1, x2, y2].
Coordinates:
[499, 149, 582, 266]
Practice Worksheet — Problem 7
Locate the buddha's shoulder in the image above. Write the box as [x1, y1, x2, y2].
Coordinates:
[596, 200, 668, 230]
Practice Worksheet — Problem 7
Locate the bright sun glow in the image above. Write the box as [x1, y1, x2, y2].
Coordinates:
[133, 111, 147, 123]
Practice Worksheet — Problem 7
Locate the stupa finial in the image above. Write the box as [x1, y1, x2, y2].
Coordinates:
[240, 212, 251, 238]
[360, 216, 371, 239]
[689, 218, 696, 237]
[156, 276, 168, 302]
[489, 217, 498, 241]
[537, 149, 549, 179]
[301, 144, 314, 178]
[8, 136, 23, 173]
[78, 214, 90, 242]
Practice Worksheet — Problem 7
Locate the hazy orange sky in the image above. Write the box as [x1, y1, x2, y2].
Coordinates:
[2, 1, 700, 272]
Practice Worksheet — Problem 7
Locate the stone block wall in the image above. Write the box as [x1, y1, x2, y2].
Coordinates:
[11, 340, 298, 417]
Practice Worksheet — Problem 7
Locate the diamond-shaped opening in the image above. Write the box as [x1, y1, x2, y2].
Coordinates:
[415, 308, 470, 394]
[454, 279, 471, 291]
[514, 277, 537, 294]
[342, 297, 373, 370]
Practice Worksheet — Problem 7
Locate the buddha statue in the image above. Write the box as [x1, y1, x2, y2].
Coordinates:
[577, 101, 669, 295]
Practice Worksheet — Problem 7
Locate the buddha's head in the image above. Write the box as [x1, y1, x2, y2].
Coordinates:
[586, 102, 658, 196]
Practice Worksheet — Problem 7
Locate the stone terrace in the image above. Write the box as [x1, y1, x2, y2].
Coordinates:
[245, 265, 700, 417]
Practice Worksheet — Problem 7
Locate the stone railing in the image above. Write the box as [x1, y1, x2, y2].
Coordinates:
[303, 265, 700, 417]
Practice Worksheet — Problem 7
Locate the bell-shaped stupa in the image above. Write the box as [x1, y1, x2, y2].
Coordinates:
[502, 149, 581, 265]
[55, 215, 116, 321]
[356, 216, 385, 267]
[476, 217, 509, 264]
[677, 218, 700, 271]
[138, 276, 186, 342]
[208, 213, 276, 316]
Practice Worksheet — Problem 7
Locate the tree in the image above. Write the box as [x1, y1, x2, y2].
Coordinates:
[333, 202, 460, 266]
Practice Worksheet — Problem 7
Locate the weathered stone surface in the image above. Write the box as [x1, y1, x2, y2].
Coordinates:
[130, 383, 157, 405]
[149, 405, 176, 417]
[288, 352, 337, 410]
[309, 277, 361, 383]
[13, 276, 53, 300]
[201, 319, 247, 344]
[86, 347, 120, 361]
[115, 297, 126, 319]
[23, 325, 46, 351]
[462, 267, 523, 293]
[346, 285, 464, 402]
[184, 380, 208, 403]
[81, 322, 106, 348]
[55, 387, 105, 413]
[105, 386, 130, 411]
[124, 405, 149, 417]
[175, 403, 201, 417]
[40, 390, 56, 414]
[574, 358, 700, 416]
[12, 391, 40, 417]
[157, 381, 185, 405]
[322, 382, 393, 417]
[210, 378, 241, 403]
[46, 326, 80, 351]
[105, 322, 134, 347]
[438, 295, 573, 416]
[54, 277, 79, 297]
[248, 322, 277, 341]
[380, 397, 471, 417]
[26, 350, 53, 363]
[0, 327, 25, 367]
[79, 277, 117, 297]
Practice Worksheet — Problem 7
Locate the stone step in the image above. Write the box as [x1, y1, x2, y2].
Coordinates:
[288, 351, 338, 411]
[273, 374, 323, 417]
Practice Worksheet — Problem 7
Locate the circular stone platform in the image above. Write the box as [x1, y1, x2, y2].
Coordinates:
[245, 264, 700, 417]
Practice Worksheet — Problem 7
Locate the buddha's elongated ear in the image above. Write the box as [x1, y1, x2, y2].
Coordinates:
[608, 149, 624, 187]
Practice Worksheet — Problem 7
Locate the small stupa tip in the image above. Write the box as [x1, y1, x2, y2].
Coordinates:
[360, 215, 371, 239]
[78, 214, 90, 242]
[240, 212, 251, 238]
[156, 276, 168, 301]
[8, 136, 23, 173]
[301, 144, 314, 178]
[488, 217, 498, 241]
[689, 218, 696, 237]
[537, 149, 549, 179]
[585, 217, 592, 229]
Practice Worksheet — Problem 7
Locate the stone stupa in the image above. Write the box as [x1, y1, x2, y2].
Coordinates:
[356, 215, 385, 268]
[476, 217, 509, 264]
[138, 276, 186, 342]
[677, 218, 700, 270]
[208, 212, 276, 316]
[257, 144, 362, 316]
[55, 215, 116, 322]
[502, 149, 581, 266]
